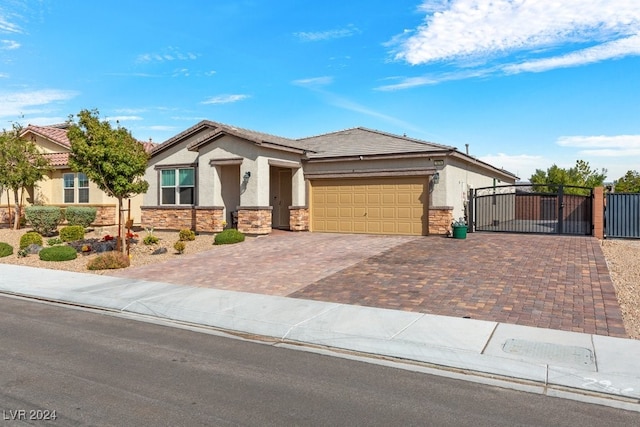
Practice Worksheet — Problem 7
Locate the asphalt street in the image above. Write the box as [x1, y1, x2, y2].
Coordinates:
[1, 295, 638, 426]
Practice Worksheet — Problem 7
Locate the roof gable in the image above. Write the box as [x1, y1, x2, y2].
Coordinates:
[22, 124, 71, 149]
[151, 120, 310, 157]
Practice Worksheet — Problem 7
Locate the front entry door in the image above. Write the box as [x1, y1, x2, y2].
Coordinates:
[271, 168, 292, 229]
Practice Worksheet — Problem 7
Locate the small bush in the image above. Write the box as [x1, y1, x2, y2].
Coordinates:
[214, 229, 245, 245]
[65, 206, 97, 227]
[0, 242, 13, 258]
[17, 248, 28, 258]
[20, 231, 43, 249]
[25, 206, 63, 236]
[179, 228, 196, 241]
[60, 225, 85, 242]
[143, 234, 159, 245]
[47, 237, 63, 246]
[87, 252, 130, 270]
[173, 240, 186, 254]
[39, 245, 77, 262]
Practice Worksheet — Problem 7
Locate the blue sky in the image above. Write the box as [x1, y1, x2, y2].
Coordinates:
[1, 0, 639, 182]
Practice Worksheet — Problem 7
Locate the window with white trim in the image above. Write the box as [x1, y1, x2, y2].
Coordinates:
[63, 173, 90, 204]
[161, 168, 195, 205]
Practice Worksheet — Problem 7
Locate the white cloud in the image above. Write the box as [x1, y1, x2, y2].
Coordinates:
[201, 94, 250, 105]
[292, 76, 334, 87]
[145, 125, 177, 131]
[0, 13, 22, 34]
[557, 134, 640, 157]
[504, 35, 640, 73]
[136, 48, 199, 63]
[478, 153, 546, 180]
[295, 25, 360, 42]
[0, 72, 8, 78]
[0, 89, 78, 118]
[114, 108, 148, 114]
[21, 116, 67, 126]
[391, 0, 640, 74]
[1, 39, 19, 50]
[107, 115, 144, 122]
[375, 67, 495, 90]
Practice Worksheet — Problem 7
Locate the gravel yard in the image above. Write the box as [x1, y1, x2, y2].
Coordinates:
[0, 226, 638, 339]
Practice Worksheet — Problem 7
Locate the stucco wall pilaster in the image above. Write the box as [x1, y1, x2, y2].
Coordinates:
[292, 167, 306, 206]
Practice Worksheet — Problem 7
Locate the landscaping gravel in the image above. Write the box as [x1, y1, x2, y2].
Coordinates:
[0, 226, 638, 339]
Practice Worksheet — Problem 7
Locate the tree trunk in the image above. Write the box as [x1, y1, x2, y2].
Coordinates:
[117, 197, 125, 253]
[12, 189, 20, 230]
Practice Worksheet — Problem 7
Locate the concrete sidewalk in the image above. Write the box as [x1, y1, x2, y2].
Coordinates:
[1, 264, 639, 411]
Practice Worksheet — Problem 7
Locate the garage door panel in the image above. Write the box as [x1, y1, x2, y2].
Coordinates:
[367, 193, 380, 204]
[397, 207, 412, 219]
[353, 193, 366, 204]
[311, 177, 427, 236]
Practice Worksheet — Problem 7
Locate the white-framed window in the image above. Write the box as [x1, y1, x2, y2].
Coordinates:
[161, 168, 195, 205]
[63, 173, 90, 204]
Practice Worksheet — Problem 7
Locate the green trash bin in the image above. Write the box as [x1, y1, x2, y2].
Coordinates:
[452, 225, 467, 239]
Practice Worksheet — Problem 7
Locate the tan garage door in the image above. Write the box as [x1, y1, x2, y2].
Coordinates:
[310, 177, 427, 235]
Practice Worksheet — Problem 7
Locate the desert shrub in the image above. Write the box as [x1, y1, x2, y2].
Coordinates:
[24, 206, 63, 235]
[214, 229, 245, 245]
[20, 231, 43, 249]
[179, 228, 196, 241]
[173, 240, 186, 254]
[0, 242, 13, 258]
[87, 252, 130, 270]
[47, 237, 63, 246]
[143, 234, 159, 245]
[64, 206, 97, 227]
[59, 225, 85, 242]
[39, 245, 77, 262]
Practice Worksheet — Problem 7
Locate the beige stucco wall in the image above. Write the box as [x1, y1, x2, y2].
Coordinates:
[146, 131, 305, 210]
[440, 157, 516, 220]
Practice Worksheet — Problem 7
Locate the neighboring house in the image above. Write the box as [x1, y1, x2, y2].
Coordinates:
[142, 120, 517, 236]
[0, 124, 154, 227]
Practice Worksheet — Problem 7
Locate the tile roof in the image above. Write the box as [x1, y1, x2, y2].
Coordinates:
[43, 152, 69, 167]
[140, 141, 156, 154]
[297, 127, 454, 158]
[23, 124, 71, 148]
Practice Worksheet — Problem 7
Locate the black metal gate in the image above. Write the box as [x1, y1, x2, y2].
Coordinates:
[605, 193, 640, 238]
[470, 184, 593, 235]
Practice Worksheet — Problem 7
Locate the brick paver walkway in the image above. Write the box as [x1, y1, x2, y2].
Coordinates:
[113, 231, 627, 337]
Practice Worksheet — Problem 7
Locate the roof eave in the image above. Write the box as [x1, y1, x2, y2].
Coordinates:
[304, 150, 451, 163]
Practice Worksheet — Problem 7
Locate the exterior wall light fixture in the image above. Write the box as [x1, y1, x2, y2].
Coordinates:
[433, 172, 440, 184]
[243, 171, 251, 180]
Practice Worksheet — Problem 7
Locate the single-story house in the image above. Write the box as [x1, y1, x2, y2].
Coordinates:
[142, 120, 517, 236]
[0, 124, 153, 227]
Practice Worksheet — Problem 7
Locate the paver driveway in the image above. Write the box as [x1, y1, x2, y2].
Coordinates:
[111, 231, 626, 337]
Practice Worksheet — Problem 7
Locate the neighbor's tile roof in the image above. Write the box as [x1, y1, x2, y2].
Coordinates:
[297, 127, 454, 158]
[43, 152, 69, 167]
[23, 124, 71, 148]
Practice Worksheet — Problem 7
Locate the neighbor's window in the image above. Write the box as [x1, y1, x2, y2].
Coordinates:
[63, 172, 90, 204]
[161, 168, 194, 205]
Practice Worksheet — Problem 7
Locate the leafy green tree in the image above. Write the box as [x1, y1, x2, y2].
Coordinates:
[0, 124, 51, 229]
[529, 160, 607, 195]
[614, 170, 640, 193]
[67, 109, 149, 250]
